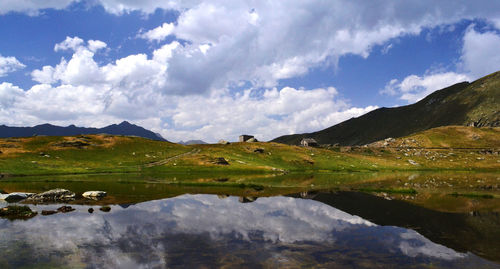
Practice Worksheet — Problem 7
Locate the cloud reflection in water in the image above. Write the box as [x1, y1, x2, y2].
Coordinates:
[0, 194, 482, 268]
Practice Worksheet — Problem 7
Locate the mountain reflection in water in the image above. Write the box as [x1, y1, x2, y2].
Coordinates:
[0, 194, 498, 268]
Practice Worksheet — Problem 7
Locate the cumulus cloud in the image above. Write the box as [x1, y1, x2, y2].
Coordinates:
[2, 1, 500, 140]
[87, 40, 107, 52]
[8, 36, 372, 141]
[382, 24, 500, 104]
[0, 0, 75, 15]
[54, 36, 85, 52]
[0, 55, 25, 77]
[382, 72, 470, 103]
[167, 87, 377, 141]
[460, 26, 500, 79]
[0, 194, 468, 267]
[138, 22, 175, 42]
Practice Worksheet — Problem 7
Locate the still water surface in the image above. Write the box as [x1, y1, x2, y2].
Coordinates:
[0, 173, 499, 268]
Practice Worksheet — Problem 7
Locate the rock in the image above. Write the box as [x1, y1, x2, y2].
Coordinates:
[57, 206, 75, 213]
[27, 189, 75, 202]
[408, 159, 419, 166]
[88, 208, 94, 213]
[53, 141, 90, 148]
[238, 196, 257, 203]
[253, 148, 264, 153]
[100, 206, 111, 212]
[41, 210, 58, 216]
[246, 138, 258, 142]
[0, 192, 35, 203]
[218, 140, 230, 145]
[213, 157, 229, 165]
[0, 205, 37, 220]
[82, 191, 107, 199]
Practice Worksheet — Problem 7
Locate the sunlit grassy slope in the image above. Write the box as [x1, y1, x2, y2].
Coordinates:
[0, 126, 498, 176]
[273, 70, 500, 145]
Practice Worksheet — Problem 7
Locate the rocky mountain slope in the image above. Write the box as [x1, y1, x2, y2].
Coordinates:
[272, 71, 500, 146]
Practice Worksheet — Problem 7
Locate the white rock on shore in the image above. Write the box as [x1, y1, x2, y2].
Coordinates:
[82, 191, 107, 199]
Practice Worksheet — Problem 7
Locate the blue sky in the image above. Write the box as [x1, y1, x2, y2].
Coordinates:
[0, 1, 499, 142]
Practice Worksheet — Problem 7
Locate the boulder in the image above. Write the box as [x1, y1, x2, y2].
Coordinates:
[238, 196, 257, 203]
[213, 157, 229, 165]
[246, 138, 258, 142]
[0, 192, 35, 203]
[0, 205, 37, 220]
[218, 140, 230, 145]
[57, 206, 75, 213]
[27, 189, 75, 202]
[82, 191, 107, 199]
[100, 206, 111, 212]
[253, 148, 264, 153]
[41, 210, 58, 216]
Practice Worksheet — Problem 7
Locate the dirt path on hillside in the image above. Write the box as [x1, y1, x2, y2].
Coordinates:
[143, 148, 201, 168]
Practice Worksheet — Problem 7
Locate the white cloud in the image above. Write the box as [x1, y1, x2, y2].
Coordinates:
[138, 22, 175, 42]
[382, 24, 500, 104]
[0, 55, 25, 77]
[0, 194, 468, 267]
[0, 0, 75, 15]
[460, 26, 500, 79]
[87, 40, 107, 52]
[164, 87, 376, 142]
[2, 2, 500, 140]
[54, 36, 84, 52]
[0, 82, 24, 108]
[382, 72, 470, 103]
[5, 35, 376, 141]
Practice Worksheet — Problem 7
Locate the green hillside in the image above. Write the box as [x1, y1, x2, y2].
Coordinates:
[0, 126, 498, 177]
[272, 71, 500, 146]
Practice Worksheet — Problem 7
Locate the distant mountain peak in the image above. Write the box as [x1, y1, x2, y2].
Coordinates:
[0, 121, 168, 141]
[118, 121, 132, 126]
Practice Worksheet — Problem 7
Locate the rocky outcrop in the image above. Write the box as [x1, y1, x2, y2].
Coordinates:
[27, 189, 75, 202]
[212, 157, 229, 165]
[253, 148, 264, 153]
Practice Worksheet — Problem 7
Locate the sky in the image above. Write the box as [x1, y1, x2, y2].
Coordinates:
[0, 1, 499, 142]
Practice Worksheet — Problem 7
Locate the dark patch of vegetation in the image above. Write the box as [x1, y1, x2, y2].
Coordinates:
[357, 188, 418, 194]
[0, 205, 37, 220]
[450, 192, 494, 199]
[53, 140, 90, 148]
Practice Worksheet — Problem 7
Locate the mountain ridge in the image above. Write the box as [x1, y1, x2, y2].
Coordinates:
[272, 70, 500, 146]
[0, 121, 167, 141]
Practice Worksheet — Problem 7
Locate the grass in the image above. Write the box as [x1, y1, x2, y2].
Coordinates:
[0, 126, 498, 177]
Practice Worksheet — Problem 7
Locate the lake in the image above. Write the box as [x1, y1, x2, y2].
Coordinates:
[0, 172, 499, 268]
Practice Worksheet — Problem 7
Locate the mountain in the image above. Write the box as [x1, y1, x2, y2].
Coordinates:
[177, 140, 208, 145]
[0, 121, 167, 141]
[272, 70, 500, 146]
